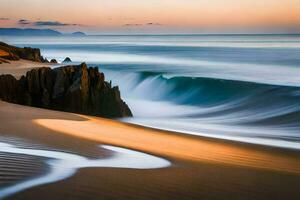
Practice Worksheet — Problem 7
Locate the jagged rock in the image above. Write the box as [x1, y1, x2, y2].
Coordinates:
[17, 75, 32, 105]
[0, 63, 132, 118]
[50, 59, 58, 63]
[62, 57, 72, 63]
[0, 42, 47, 62]
[0, 74, 18, 103]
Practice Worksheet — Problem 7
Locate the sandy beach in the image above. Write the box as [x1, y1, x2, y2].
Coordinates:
[0, 100, 299, 199]
[0, 59, 300, 200]
[0, 59, 53, 79]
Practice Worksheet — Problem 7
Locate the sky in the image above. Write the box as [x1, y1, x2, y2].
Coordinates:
[0, 0, 300, 34]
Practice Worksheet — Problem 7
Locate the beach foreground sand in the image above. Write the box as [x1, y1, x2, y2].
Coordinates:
[1, 61, 300, 199]
[0, 100, 299, 200]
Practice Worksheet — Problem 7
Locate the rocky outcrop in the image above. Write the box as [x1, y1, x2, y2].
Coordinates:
[0, 41, 48, 62]
[50, 59, 58, 63]
[0, 74, 18, 102]
[63, 57, 72, 63]
[0, 63, 132, 118]
[71, 32, 86, 36]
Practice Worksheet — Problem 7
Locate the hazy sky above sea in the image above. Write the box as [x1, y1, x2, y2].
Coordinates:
[0, 0, 300, 34]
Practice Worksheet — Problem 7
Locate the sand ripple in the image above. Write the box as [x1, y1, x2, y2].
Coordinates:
[0, 138, 170, 199]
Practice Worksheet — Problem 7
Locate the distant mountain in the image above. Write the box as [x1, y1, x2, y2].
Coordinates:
[71, 31, 86, 36]
[0, 28, 62, 36]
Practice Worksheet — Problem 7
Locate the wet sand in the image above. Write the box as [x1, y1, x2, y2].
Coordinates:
[0, 100, 300, 199]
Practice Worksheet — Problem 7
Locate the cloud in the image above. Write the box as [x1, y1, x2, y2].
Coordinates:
[18, 19, 31, 25]
[0, 17, 9, 20]
[123, 22, 162, 27]
[16, 19, 82, 27]
[123, 23, 143, 27]
[146, 22, 162, 26]
[34, 21, 78, 26]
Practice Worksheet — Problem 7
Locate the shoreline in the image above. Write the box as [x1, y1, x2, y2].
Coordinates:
[121, 119, 300, 151]
[0, 100, 299, 174]
[0, 100, 299, 199]
[34, 112, 300, 174]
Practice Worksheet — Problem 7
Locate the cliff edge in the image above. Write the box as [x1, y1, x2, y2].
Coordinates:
[0, 41, 48, 62]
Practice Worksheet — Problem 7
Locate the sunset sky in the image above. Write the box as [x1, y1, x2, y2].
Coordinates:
[1, 0, 300, 34]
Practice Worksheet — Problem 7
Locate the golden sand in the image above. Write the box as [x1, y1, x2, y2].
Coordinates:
[34, 115, 300, 174]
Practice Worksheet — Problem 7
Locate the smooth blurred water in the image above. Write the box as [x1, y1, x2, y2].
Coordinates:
[1, 34, 300, 149]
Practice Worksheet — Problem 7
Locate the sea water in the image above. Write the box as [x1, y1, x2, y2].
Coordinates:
[2, 34, 300, 149]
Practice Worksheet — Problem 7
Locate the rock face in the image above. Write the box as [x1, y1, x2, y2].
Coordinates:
[0, 63, 132, 118]
[62, 57, 72, 63]
[71, 32, 86, 36]
[0, 42, 48, 62]
[50, 59, 58, 63]
[0, 74, 19, 102]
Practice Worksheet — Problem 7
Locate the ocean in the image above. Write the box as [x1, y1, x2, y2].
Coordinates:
[2, 34, 300, 150]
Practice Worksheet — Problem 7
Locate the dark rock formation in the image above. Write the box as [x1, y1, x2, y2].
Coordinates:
[71, 32, 86, 36]
[0, 63, 132, 118]
[62, 57, 72, 63]
[0, 41, 48, 62]
[0, 74, 18, 102]
[50, 59, 58, 63]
